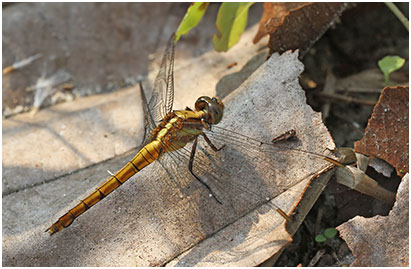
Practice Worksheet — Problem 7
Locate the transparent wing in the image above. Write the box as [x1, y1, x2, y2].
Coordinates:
[139, 81, 157, 147]
[205, 125, 337, 164]
[151, 124, 337, 229]
[148, 34, 175, 125]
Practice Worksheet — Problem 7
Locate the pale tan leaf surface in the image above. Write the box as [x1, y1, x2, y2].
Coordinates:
[3, 3, 176, 116]
[2, 86, 145, 195]
[354, 86, 409, 177]
[166, 51, 336, 265]
[3, 27, 335, 267]
[2, 21, 265, 196]
[2, 3, 264, 117]
[337, 174, 409, 266]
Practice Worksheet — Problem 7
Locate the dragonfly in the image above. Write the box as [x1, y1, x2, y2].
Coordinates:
[47, 34, 342, 236]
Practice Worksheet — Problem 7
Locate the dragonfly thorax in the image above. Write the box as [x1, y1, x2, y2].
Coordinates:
[150, 110, 203, 153]
[195, 96, 224, 126]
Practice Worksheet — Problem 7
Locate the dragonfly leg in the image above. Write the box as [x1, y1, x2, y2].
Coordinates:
[201, 133, 225, 152]
[189, 137, 222, 204]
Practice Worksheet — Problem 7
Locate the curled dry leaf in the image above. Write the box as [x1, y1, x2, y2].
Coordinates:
[335, 165, 395, 205]
[253, 3, 348, 57]
[354, 86, 409, 177]
[337, 174, 409, 266]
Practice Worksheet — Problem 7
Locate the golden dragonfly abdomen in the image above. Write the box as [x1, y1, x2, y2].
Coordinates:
[47, 140, 160, 235]
[47, 101, 224, 235]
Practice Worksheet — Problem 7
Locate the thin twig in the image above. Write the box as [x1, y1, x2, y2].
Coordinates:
[385, 2, 409, 31]
[314, 206, 324, 236]
[3, 53, 42, 74]
[317, 92, 377, 106]
[307, 249, 327, 267]
[321, 68, 337, 120]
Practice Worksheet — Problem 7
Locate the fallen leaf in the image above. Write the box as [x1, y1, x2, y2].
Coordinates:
[337, 174, 409, 266]
[354, 86, 409, 176]
[253, 3, 306, 44]
[255, 3, 348, 57]
[3, 47, 336, 266]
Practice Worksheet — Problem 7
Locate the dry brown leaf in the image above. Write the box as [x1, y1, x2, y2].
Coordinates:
[254, 3, 348, 57]
[253, 3, 306, 43]
[354, 86, 409, 176]
[337, 174, 409, 266]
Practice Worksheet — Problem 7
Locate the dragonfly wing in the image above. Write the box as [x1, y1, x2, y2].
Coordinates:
[198, 126, 336, 204]
[148, 34, 175, 125]
[155, 140, 195, 195]
[205, 126, 339, 165]
[155, 137, 278, 220]
[144, 124, 336, 240]
[139, 81, 156, 146]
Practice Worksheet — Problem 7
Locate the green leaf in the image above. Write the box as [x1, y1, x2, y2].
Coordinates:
[324, 228, 338, 239]
[315, 234, 327, 243]
[175, 3, 210, 43]
[212, 2, 254, 52]
[378, 55, 405, 85]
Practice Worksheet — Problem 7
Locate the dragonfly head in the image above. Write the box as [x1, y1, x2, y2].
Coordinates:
[195, 96, 224, 125]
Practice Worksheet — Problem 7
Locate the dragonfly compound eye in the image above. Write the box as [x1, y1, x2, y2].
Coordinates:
[195, 96, 210, 111]
[195, 96, 224, 125]
[208, 97, 224, 124]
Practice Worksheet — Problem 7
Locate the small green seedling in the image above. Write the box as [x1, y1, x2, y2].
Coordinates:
[378, 55, 405, 85]
[315, 227, 338, 243]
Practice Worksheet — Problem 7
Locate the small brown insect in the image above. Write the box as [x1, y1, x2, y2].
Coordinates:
[272, 129, 297, 143]
[227, 62, 238, 69]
